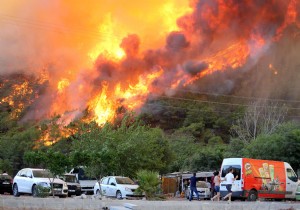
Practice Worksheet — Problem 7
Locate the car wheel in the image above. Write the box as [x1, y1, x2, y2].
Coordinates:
[116, 190, 122, 199]
[32, 185, 37, 197]
[185, 191, 189, 199]
[13, 184, 20, 197]
[96, 189, 101, 196]
[248, 189, 258, 201]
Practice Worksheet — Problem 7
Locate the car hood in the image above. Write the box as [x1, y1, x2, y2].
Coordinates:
[34, 178, 65, 184]
[66, 182, 81, 186]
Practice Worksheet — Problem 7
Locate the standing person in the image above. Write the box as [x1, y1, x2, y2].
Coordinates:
[189, 172, 200, 201]
[222, 168, 238, 203]
[210, 172, 216, 198]
[211, 171, 221, 201]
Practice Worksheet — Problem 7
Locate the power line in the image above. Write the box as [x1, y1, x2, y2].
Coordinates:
[0, 14, 123, 42]
[155, 95, 300, 110]
[143, 102, 300, 119]
[161, 88, 300, 104]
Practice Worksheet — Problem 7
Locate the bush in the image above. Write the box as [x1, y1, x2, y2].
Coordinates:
[35, 184, 50, 198]
[135, 170, 161, 200]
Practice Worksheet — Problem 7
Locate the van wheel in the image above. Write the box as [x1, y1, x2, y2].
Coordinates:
[248, 190, 257, 201]
[185, 190, 190, 199]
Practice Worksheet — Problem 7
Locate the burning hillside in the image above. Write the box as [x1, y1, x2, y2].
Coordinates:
[0, 0, 299, 126]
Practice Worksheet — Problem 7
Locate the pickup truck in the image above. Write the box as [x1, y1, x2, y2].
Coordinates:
[69, 167, 97, 195]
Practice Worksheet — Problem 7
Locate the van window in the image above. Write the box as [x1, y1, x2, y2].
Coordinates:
[221, 165, 241, 180]
[286, 168, 298, 182]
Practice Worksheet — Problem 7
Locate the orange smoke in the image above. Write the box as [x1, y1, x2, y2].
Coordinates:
[1, 0, 299, 126]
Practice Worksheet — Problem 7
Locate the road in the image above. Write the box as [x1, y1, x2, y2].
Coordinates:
[0, 194, 300, 210]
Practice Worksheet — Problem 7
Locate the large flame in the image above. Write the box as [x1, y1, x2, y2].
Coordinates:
[1, 0, 299, 126]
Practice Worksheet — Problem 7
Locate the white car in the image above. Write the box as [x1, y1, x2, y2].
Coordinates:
[185, 181, 211, 200]
[94, 176, 140, 199]
[12, 168, 68, 197]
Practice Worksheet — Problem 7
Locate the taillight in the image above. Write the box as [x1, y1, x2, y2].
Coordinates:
[10, 179, 13, 184]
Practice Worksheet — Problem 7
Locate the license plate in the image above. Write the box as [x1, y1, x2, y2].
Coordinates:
[3, 182, 10, 184]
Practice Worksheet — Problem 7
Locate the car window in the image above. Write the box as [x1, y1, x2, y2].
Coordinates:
[0, 175, 12, 180]
[20, 169, 27, 177]
[26, 170, 32, 178]
[287, 168, 298, 182]
[108, 177, 116, 185]
[196, 181, 208, 188]
[101, 177, 109, 185]
[221, 165, 241, 180]
[65, 175, 77, 183]
[32, 170, 53, 178]
[116, 177, 135, 185]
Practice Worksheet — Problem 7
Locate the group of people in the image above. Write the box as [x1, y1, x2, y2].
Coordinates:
[189, 168, 238, 203]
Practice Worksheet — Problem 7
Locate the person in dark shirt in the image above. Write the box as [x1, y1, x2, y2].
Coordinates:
[189, 172, 200, 201]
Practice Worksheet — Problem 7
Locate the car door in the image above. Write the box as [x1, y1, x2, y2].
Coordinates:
[16, 169, 27, 193]
[100, 177, 109, 196]
[107, 177, 117, 197]
[23, 169, 34, 193]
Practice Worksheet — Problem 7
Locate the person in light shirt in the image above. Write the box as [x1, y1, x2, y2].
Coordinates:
[222, 168, 238, 203]
[211, 171, 221, 201]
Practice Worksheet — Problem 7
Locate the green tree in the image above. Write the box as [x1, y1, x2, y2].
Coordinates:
[244, 122, 300, 171]
[70, 117, 172, 177]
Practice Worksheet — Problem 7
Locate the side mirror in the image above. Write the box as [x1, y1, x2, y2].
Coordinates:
[111, 183, 116, 186]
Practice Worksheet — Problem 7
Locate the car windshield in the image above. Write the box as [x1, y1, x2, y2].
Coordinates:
[0, 175, 12, 180]
[64, 175, 77, 182]
[196, 181, 208, 188]
[33, 170, 54, 178]
[116, 177, 135, 185]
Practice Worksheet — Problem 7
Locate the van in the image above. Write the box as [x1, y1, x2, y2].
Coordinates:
[220, 158, 299, 201]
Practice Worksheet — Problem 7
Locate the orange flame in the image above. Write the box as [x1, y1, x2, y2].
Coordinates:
[1, 0, 299, 127]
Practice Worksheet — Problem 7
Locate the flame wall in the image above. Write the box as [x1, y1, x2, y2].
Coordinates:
[1, 0, 299, 125]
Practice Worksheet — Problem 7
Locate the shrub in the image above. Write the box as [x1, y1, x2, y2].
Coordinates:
[135, 170, 161, 200]
[35, 184, 50, 198]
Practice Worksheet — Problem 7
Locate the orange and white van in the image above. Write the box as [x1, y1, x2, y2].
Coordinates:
[220, 158, 299, 201]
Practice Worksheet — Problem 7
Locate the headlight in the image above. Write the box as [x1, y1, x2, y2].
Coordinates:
[38, 182, 50, 187]
[125, 187, 132, 192]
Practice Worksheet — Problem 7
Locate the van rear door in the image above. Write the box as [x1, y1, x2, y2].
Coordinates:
[220, 158, 243, 197]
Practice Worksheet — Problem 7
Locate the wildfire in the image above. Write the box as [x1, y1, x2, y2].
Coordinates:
[88, 68, 163, 126]
[88, 14, 126, 61]
[1, 0, 299, 127]
[57, 78, 70, 94]
[1, 81, 34, 118]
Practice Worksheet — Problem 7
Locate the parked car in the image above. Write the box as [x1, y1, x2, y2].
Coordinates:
[69, 167, 97, 194]
[0, 174, 13, 194]
[94, 176, 141, 199]
[12, 168, 68, 197]
[60, 173, 81, 196]
[185, 181, 211, 200]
